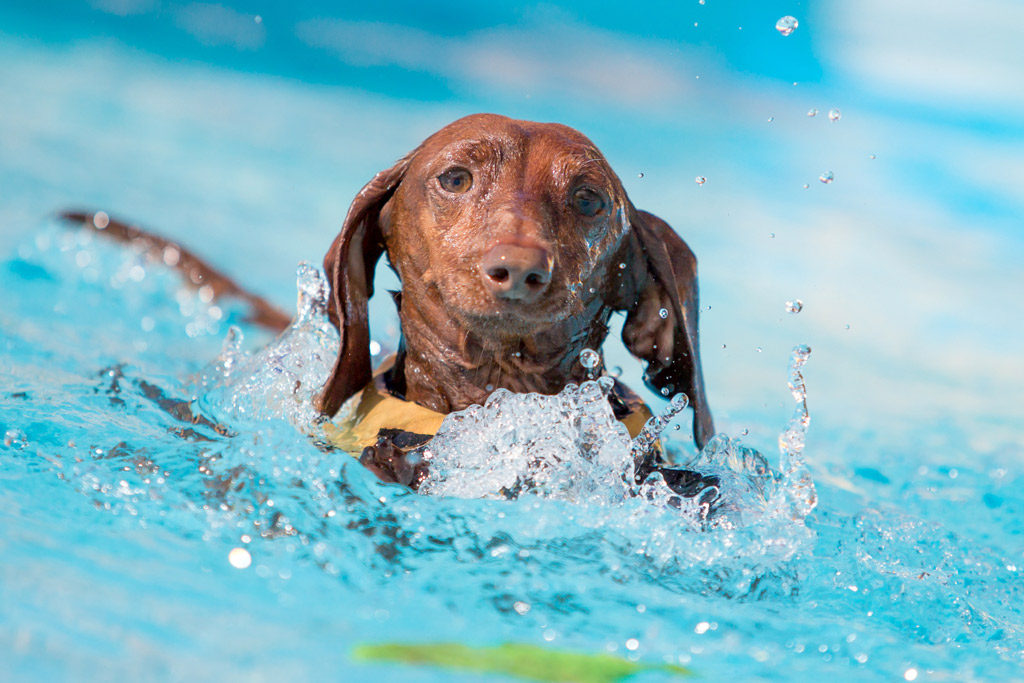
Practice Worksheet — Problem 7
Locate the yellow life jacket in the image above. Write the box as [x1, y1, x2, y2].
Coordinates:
[322, 360, 655, 455]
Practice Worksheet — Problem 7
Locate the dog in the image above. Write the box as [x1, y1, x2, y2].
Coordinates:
[63, 113, 715, 493]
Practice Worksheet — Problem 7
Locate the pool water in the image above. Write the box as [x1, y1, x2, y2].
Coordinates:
[2, 3, 1024, 681]
[2, 220, 1021, 681]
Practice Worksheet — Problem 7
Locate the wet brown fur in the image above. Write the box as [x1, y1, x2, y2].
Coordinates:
[317, 114, 714, 447]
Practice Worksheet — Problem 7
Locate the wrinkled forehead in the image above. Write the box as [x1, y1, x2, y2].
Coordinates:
[412, 115, 618, 184]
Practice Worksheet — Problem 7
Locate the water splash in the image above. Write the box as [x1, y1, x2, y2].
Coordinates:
[194, 262, 338, 431]
[777, 344, 817, 519]
[630, 393, 688, 468]
[418, 347, 818, 529]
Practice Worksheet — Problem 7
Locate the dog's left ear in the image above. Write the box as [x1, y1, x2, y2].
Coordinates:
[617, 209, 714, 448]
[315, 154, 412, 416]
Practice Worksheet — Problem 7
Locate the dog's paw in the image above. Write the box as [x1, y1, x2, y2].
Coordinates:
[359, 428, 432, 489]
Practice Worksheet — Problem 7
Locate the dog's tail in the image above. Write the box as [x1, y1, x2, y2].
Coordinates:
[59, 210, 292, 332]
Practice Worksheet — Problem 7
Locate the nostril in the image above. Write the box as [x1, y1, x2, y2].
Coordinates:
[487, 267, 510, 283]
[524, 272, 545, 287]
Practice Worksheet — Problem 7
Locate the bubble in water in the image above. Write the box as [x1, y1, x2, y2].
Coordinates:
[741, 428, 749, 435]
[807, 108, 818, 117]
[802, 184, 809, 189]
[658, 308, 669, 319]
[695, 176, 707, 185]
[4, 428, 27, 449]
[828, 108, 841, 122]
[769, 233, 775, 239]
[785, 299, 804, 314]
[637, 172, 645, 178]
[618, 263, 626, 270]
[610, 366, 622, 378]
[660, 387, 671, 396]
[768, 116, 775, 122]
[869, 154, 876, 160]
[775, 15, 798, 36]
[819, 171, 834, 184]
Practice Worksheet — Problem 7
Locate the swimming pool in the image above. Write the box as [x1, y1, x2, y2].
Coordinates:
[2, 3, 1022, 681]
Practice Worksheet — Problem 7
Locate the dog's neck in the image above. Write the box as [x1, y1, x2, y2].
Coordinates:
[393, 294, 613, 414]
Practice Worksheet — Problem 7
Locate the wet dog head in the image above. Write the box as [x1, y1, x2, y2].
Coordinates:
[317, 114, 713, 448]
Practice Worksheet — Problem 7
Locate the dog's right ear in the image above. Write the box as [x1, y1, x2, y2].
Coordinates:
[315, 154, 413, 416]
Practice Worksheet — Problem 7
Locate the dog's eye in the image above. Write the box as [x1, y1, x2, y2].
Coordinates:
[573, 187, 606, 217]
[438, 167, 473, 194]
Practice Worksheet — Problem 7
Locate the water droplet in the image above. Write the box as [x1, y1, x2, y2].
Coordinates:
[807, 108, 818, 117]
[254, 14, 262, 24]
[828, 108, 841, 122]
[695, 176, 707, 185]
[819, 171, 834, 184]
[625, 638, 640, 651]
[658, 308, 669, 319]
[673, 424, 681, 431]
[756, 346, 763, 352]
[844, 324, 850, 330]
[618, 262, 626, 269]
[769, 232, 776, 239]
[513, 601, 531, 615]
[768, 116, 775, 122]
[802, 183, 809, 189]
[228, 547, 252, 569]
[721, 344, 727, 349]
[670, 393, 688, 410]
[741, 428, 749, 435]
[660, 387, 671, 396]
[637, 172, 645, 178]
[92, 211, 110, 229]
[869, 154, 876, 160]
[578, 349, 601, 379]
[775, 15, 798, 36]
[485, 384, 494, 392]
[785, 299, 804, 313]
[698, 0, 705, 4]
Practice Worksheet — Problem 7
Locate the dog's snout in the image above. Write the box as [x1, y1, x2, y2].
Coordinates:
[481, 243, 553, 302]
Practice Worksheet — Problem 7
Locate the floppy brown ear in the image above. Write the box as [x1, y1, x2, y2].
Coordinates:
[315, 155, 412, 416]
[619, 209, 714, 448]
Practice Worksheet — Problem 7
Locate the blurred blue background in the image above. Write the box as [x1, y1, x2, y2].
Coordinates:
[1, 0, 1021, 448]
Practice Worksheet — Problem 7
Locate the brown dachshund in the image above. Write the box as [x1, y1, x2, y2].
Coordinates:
[63, 113, 714, 491]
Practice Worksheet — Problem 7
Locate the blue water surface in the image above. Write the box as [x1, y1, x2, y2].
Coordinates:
[2, 2, 1023, 681]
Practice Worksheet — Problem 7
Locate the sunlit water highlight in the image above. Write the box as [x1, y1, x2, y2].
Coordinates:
[2, 220, 1023, 681]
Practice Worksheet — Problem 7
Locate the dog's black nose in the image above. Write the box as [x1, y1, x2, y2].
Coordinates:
[481, 243, 553, 302]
